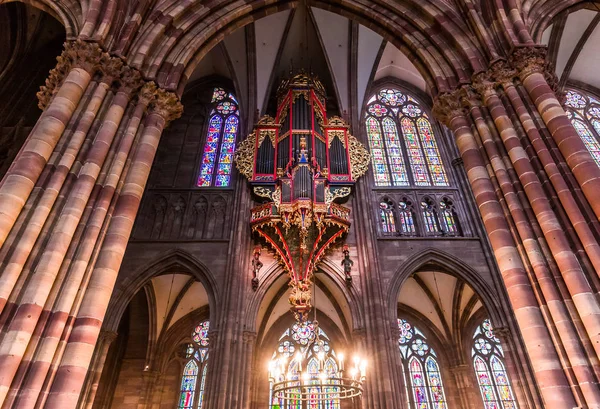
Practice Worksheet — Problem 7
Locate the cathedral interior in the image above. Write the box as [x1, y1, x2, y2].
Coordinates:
[2, 1, 600, 408]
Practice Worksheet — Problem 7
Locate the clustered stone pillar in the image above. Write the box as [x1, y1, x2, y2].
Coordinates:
[0, 40, 182, 409]
[434, 46, 600, 409]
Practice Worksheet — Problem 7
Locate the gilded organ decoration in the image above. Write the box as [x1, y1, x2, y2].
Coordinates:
[235, 72, 369, 320]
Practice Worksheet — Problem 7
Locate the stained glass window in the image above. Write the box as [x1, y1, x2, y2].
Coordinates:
[380, 199, 397, 234]
[398, 200, 416, 236]
[365, 88, 448, 187]
[565, 89, 600, 166]
[178, 320, 210, 409]
[421, 198, 440, 235]
[398, 319, 448, 409]
[472, 319, 518, 409]
[197, 88, 240, 187]
[269, 322, 340, 409]
[439, 198, 459, 236]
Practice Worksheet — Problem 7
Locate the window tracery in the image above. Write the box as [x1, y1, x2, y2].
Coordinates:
[366, 89, 448, 187]
[380, 198, 398, 235]
[565, 89, 600, 166]
[269, 322, 340, 409]
[439, 197, 459, 236]
[197, 88, 240, 187]
[398, 319, 448, 409]
[472, 319, 518, 409]
[178, 321, 210, 409]
[420, 197, 441, 235]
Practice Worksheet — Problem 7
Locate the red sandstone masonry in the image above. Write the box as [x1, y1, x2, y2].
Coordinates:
[468, 100, 600, 406]
[447, 110, 577, 408]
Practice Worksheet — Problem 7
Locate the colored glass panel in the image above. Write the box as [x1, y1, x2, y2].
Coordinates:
[211, 88, 226, 102]
[426, 357, 447, 409]
[179, 360, 198, 409]
[192, 321, 210, 346]
[399, 320, 448, 409]
[474, 356, 500, 409]
[366, 117, 391, 186]
[421, 201, 439, 233]
[402, 104, 422, 118]
[472, 319, 518, 409]
[417, 118, 448, 186]
[398, 201, 416, 235]
[380, 201, 397, 234]
[368, 103, 388, 117]
[216, 115, 238, 187]
[566, 90, 586, 108]
[409, 358, 429, 409]
[572, 120, 600, 166]
[439, 200, 457, 235]
[402, 118, 431, 186]
[382, 117, 410, 186]
[198, 115, 223, 186]
[378, 89, 406, 106]
[197, 364, 208, 409]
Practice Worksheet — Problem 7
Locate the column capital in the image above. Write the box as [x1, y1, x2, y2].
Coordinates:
[489, 61, 518, 90]
[149, 87, 184, 125]
[492, 326, 511, 340]
[510, 46, 547, 80]
[242, 330, 257, 344]
[472, 72, 497, 101]
[37, 40, 108, 109]
[432, 89, 467, 127]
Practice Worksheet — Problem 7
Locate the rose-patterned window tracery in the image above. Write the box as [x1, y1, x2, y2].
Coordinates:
[472, 319, 518, 409]
[397, 319, 448, 409]
[178, 321, 210, 409]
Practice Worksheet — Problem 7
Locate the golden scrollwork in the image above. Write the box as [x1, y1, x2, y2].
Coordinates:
[234, 132, 256, 180]
[327, 130, 346, 148]
[258, 115, 277, 125]
[347, 133, 370, 180]
[325, 186, 351, 206]
[257, 129, 277, 146]
[253, 186, 274, 200]
[327, 116, 350, 128]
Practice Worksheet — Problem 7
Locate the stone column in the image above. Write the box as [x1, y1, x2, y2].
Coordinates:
[433, 94, 578, 408]
[78, 330, 118, 409]
[448, 364, 479, 409]
[41, 89, 182, 409]
[461, 87, 600, 406]
[0, 38, 182, 409]
[0, 41, 104, 250]
[511, 46, 600, 222]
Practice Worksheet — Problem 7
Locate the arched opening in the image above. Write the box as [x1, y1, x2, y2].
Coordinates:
[89, 273, 211, 409]
[397, 271, 521, 409]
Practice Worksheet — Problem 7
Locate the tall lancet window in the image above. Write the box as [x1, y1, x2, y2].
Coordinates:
[178, 321, 210, 409]
[472, 319, 518, 409]
[366, 89, 448, 187]
[398, 319, 448, 409]
[564, 89, 600, 166]
[197, 88, 240, 187]
[269, 321, 341, 409]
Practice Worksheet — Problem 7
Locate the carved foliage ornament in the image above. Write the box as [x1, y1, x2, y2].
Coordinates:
[235, 131, 256, 180]
[348, 133, 370, 180]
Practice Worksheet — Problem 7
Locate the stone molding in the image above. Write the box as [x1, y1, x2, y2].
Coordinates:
[432, 45, 564, 126]
[36, 40, 183, 125]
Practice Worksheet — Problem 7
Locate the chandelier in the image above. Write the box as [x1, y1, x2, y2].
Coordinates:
[268, 320, 366, 404]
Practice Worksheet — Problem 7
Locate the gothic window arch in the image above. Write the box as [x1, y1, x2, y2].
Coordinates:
[197, 88, 240, 187]
[268, 321, 341, 408]
[178, 321, 210, 409]
[439, 197, 460, 236]
[420, 197, 441, 235]
[564, 89, 600, 166]
[365, 88, 449, 187]
[398, 319, 448, 409]
[472, 319, 518, 409]
[380, 198, 398, 235]
[398, 198, 416, 236]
